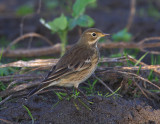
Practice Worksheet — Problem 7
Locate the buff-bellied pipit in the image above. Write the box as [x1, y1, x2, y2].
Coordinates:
[28, 28, 109, 97]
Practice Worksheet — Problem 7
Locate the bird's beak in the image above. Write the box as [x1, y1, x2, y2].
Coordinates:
[100, 33, 110, 37]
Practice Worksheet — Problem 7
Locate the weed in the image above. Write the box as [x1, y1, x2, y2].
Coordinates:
[135, 52, 148, 66]
[148, 3, 160, 20]
[105, 86, 121, 98]
[112, 28, 132, 42]
[16, 4, 34, 16]
[41, 0, 95, 56]
[136, 65, 142, 75]
[23, 105, 35, 124]
[148, 70, 154, 81]
[55, 91, 67, 100]
[82, 80, 97, 95]
[78, 98, 92, 111]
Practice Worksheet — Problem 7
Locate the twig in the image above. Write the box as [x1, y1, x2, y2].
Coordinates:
[126, 0, 136, 31]
[0, 57, 126, 68]
[0, 80, 41, 98]
[0, 74, 42, 82]
[127, 55, 160, 75]
[37, 0, 42, 14]
[0, 118, 17, 124]
[2, 36, 160, 57]
[7, 80, 23, 89]
[133, 80, 151, 100]
[93, 74, 114, 94]
[117, 71, 160, 90]
[0, 95, 12, 106]
[141, 87, 160, 101]
[5, 32, 54, 52]
[0, 59, 58, 68]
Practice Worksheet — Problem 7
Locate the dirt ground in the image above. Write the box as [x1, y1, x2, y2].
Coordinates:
[0, 94, 160, 124]
[0, 0, 160, 123]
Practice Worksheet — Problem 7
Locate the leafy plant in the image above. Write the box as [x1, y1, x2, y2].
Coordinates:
[148, 70, 154, 81]
[112, 28, 132, 42]
[55, 91, 67, 100]
[82, 80, 97, 94]
[45, 0, 59, 10]
[110, 53, 122, 58]
[16, 4, 34, 16]
[148, 4, 160, 20]
[0, 82, 6, 91]
[41, 0, 95, 56]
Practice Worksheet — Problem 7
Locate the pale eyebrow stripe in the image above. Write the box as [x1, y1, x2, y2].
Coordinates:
[86, 32, 95, 34]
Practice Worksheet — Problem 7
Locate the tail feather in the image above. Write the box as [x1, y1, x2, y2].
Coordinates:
[27, 66, 71, 98]
[27, 81, 59, 98]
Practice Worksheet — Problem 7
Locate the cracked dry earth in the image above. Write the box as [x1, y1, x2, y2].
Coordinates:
[0, 94, 160, 124]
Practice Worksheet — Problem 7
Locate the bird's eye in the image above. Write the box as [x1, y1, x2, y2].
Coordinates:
[91, 32, 96, 37]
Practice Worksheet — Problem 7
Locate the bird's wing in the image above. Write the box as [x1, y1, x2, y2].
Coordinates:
[43, 56, 92, 83]
[43, 45, 94, 83]
[27, 45, 94, 97]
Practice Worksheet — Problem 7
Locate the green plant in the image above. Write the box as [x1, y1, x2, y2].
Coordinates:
[134, 52, 148, 66]
[45, 0, 59, 10]
[16, 4, 34, 16]
[0, 49, 7, 91]
[23, 105, 35, 124]
[148, 4, 160, 20]
[0, 48, 3, 61]
[110, 53, 122, 58]
[55, 91, 67, 100]
[82, 80, 97, 94]
[136, 65, 142, 75]
[112, 28, 132, 42]
[105, 86, 121, 97]
[41, 0, 95, 56]
[148, 70, 154, 81]
[127, 79, 132, 85]
[78, 98, 91, 111]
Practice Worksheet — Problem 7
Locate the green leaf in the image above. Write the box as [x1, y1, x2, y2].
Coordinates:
[68, 18, 77, 30]
[148, 5, 160, 19]
[72, 0, 96, 17]
[0, 82, 6, 91]
[23, 105, 34, 124]
[148, 70, 154, 81]
[68, 15, 94, 30]
[46, 0, 58, 10]
[134, 52, 148, 66]
[0, 48, 3, 61]
[16, 5, 34, 16]
[77, 15, 94, 27]
[112, 28, 132, 42]
[41, 14, 68, 33]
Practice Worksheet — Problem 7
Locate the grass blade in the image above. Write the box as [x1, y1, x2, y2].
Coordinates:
[23, 105, 34, 124]
[135, 52, 148, 66]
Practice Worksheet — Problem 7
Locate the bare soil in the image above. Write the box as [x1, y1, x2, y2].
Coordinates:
[0, 94, 160, 124]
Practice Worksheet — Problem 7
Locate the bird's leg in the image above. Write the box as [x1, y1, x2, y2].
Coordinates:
[64, 87, 71, 96]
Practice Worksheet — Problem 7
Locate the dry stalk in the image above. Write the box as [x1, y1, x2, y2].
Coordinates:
[1, 37, 160, 57]
[126, 0, 136, 31]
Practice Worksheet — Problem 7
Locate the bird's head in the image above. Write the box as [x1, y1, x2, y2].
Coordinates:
[79, 28, 109, 46]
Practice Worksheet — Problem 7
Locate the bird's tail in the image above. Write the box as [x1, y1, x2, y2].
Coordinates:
[27, 81, 58, 98]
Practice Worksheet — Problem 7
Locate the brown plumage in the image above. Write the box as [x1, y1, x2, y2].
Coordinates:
[28, 28, 109, 97]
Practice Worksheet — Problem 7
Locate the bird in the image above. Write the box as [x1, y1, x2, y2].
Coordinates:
[27, 28, 109, 97]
